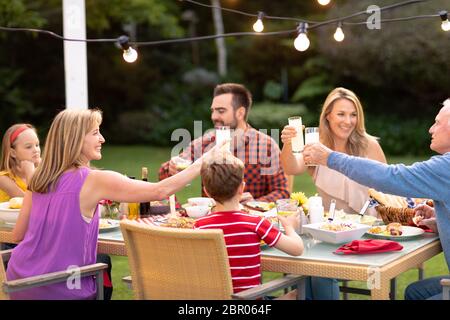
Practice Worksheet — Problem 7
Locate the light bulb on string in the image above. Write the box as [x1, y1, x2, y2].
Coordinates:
[334, 22, 345, 42]
[318, 0, 331, 6]
[253, 12, 265, 33]
[294, 23, 310, 52]
[123, 47, 138, 63]
[440, 11, 450, 31]
[118, 35, 138, 63]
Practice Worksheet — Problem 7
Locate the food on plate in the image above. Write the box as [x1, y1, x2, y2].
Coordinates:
[368, 188, 408, 208]
[368, 226, 384, 234]
[99, 219, 114, 229]
[161, 217, 195, 229]
[319, 222, 356, 232]
[426, 200, 434, 208]
[369, 223, 404, 236]
[386, 222, 403, 236]
[412, 215, 424, 226]
[9, 197, 23, 209]
[246, 201, 275, 212]
[324, 209, 377, 225]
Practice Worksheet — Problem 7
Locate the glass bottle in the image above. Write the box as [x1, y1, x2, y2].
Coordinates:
[139, 167, 151, 218]
[127, 176, 139, 220]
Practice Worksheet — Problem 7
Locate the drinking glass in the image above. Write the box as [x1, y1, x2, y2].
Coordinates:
[171, 156, 193, 186]
[302, 232, 317, 250]
[304, 127, 319, 167]
[288, 116, 304, 153]
[171, 156, 192, 171]
[276, 199, 299, 217]
[215, 126, 231, 151]
[304, 127, 319, 144]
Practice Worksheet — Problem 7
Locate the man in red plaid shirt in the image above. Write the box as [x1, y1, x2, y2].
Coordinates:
[159, 83, 289, 203]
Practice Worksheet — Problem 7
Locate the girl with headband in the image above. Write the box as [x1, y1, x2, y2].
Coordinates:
[0, 124, 41, 202]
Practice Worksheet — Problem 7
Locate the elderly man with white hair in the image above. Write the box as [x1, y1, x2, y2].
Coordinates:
[303, 98, 450, 300]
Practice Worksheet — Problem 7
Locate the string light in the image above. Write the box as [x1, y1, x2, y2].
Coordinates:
[253, 11, 265, 32]
[440, 11, 450, 31]
[318, 0, 331, 6]
[333, 22, 345, 42]
[294, 23, 310, 52]
[0, 0, 446, 61]
[118, 35, 138, 63]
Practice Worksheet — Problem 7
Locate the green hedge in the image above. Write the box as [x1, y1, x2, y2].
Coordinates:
[365, 115, 433, 156]
[248, 102, 317, 130]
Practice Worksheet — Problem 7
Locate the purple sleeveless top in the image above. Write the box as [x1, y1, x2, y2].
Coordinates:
[6, 167, 99, 300]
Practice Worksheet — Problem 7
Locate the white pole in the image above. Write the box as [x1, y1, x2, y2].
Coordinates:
[63, 0, 88, 109]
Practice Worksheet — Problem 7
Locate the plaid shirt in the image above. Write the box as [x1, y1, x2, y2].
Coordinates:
[159, 126, 289, 202]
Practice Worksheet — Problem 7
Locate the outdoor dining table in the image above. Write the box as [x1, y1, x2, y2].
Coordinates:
[0, 222, 442, 300]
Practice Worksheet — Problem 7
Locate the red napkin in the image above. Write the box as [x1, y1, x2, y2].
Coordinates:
[334, 239, 403, 255]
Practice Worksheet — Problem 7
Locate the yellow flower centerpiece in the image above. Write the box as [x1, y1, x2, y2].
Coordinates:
[290, 192, 309, 214]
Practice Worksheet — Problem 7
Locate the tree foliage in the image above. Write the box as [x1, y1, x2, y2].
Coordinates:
[317, 0, 450, 116]
[0, 0, 446, 155]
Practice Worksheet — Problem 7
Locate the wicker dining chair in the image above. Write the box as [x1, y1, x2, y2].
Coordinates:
[120, 220, 306, 300]
[0, 249, 107, 300]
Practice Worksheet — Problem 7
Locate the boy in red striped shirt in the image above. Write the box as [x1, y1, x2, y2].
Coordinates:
[194, 151, 303, 293]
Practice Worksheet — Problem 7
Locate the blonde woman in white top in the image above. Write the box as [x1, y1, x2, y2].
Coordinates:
[281, 87, 386, 217]
[280, 87, 387, 300]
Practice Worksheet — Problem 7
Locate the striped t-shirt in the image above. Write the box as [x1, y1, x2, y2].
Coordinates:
[194, 211, 281, 293]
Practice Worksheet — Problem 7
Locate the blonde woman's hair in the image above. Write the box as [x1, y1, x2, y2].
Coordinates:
[1, 124, 37, 177]
[319, 87, 375, 156]
[29, 109, 103, 193]
[201, 151, 244, 204]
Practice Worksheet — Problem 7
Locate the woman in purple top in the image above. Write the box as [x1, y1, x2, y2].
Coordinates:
[7, 108, 220, 299]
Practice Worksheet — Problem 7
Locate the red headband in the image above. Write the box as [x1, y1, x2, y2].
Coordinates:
[10, 126, 30, 145]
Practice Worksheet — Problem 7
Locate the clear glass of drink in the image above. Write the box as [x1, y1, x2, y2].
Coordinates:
[302, 232, 317, 250]
[171, 156, 193, 186]
[304, 127, 320, 166]
[172, 156, 192, 171]
[304, 127, 319, 144]
[276, 199, 299, 217]
[288, 116, 304, 153]
[215, 126, 231, 151]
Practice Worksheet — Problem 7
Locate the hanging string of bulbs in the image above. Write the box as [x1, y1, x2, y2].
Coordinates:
[0, 0, 448, 63]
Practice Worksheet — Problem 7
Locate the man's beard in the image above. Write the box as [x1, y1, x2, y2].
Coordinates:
[213, 117, 238, 130]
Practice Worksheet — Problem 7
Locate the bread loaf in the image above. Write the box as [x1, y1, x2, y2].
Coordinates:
[368, 188, 407, 208]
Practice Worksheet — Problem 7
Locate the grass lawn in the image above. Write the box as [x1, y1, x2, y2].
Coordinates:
[94, 146, 446, 300]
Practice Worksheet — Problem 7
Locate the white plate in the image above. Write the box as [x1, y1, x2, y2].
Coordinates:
[0, 202, 20, 223]
[245, 201, 275, 212]
[366, 226, 425, 241]
[99, 219, 120, 233]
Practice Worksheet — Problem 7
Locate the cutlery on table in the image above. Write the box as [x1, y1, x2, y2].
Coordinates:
[327, 199, 336, 223]
[358, 200, 371, 223]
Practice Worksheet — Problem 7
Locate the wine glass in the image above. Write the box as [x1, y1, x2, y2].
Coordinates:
[171, 156, 193, 186]
[172, 156, 192, 171]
